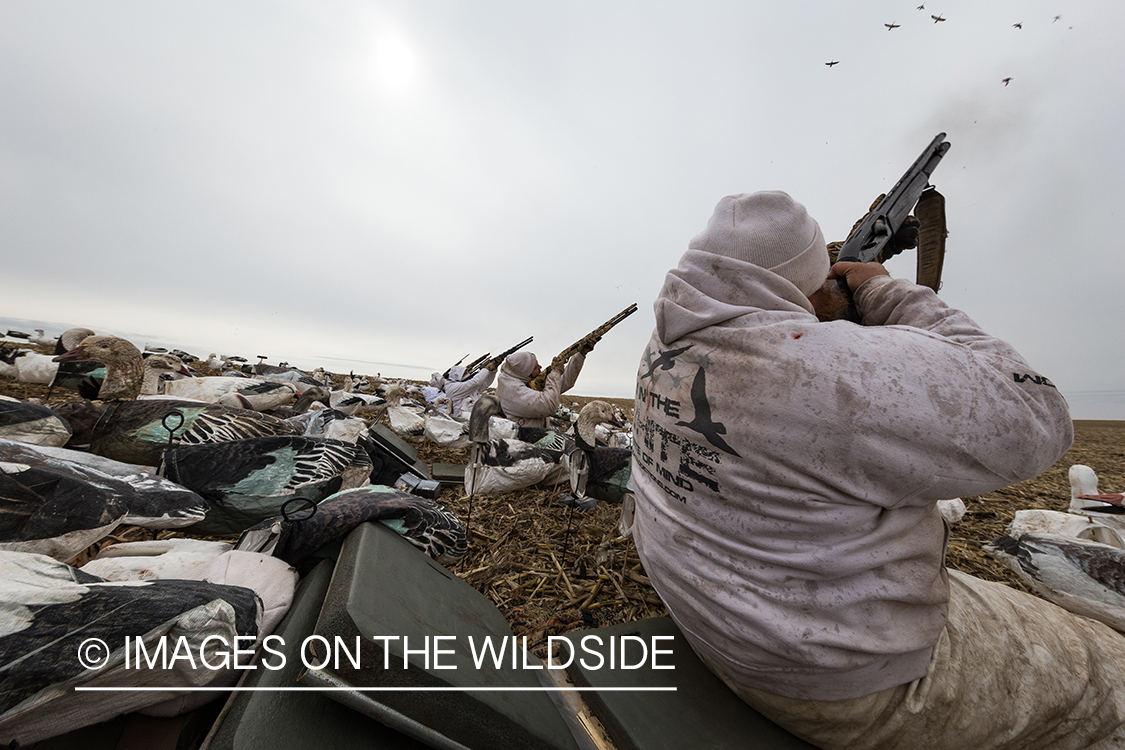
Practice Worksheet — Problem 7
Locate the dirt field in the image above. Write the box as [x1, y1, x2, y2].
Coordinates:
[2, 347, 1122, 656]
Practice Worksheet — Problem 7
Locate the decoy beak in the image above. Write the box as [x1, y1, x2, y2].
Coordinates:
[1077, 493, 1125, 506]
[53, 345, 88, 362]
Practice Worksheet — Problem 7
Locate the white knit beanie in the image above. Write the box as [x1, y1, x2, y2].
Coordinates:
[688, 191, 830, 297]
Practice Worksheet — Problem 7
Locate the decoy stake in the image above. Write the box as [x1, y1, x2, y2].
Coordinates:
[161, 409, 185, 447]
[281, 497, 317, 523]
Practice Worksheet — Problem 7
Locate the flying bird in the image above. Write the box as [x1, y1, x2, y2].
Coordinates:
[917, 3, 924, 9]
[1002, 77, 1012, 86]
[885, 22, 900, 30]
[932, 14, 946, 23]
[825, 60, 839, 67]
[1013, 22, 1022, 29]
[1053, 15, 1061, 22]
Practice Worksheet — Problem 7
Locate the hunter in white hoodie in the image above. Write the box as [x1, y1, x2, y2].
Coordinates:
[496, 350, 585, 428]
[632, 192, 1125, 749]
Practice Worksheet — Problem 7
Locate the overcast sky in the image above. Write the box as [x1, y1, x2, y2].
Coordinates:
[2, 0, 1122, 419]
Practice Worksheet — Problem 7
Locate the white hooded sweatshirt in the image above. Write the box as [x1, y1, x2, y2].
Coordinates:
[631, 249, 1073, 702]
[443, 365, 496, 418]
[496, 351, 585, 428]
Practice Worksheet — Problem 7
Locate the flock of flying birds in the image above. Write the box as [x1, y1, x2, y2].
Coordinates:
[824, 8, 1067, 87]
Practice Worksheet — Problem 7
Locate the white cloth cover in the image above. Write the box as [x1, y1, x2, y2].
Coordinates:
[387, 406, 425, 437]
[424, 415, 470, 449]
[487, 416, 520, 442]
[464, 440, 555, 495]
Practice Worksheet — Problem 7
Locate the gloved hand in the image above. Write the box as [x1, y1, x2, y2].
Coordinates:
[879, 216, 921, 261]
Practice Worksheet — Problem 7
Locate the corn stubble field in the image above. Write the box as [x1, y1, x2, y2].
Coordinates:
[3, 360, 1122, 656]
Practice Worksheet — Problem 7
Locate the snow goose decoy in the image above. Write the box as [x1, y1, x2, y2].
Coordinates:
[0, 438, 131, 560]
[984, 532, 1125, 633]
[1006, 508, 1125, 549]
[463, 436, 559, 495]
[51, 335, 298, 465]
[1, 436, 210, 561]
[80, 538, 231, 581]
[328, 388, 387, 417]
[15, 439, 210, 528]
[30, 329, 58, 348]
[139, 352, 298, 411]
[384, 385, 426, 438]
[54, 335, 144, 401]
[285, 406, 367, 442]
[0, 395, 72, 448]
[205, 352, 229, 370]
[52, 327, 95, 355]
[565, 400, 632, 506]
[158, 435, 374, 536]
[253, 366, 325, 394]
[161, 376, 299, 412]
[236, 484, 467, 567]
[138, 352, 194, 396]
[5, 349, 62, 387]
[0, 549, 272, 743]
[0, 347, 20, 380]
[1069, 464, 1125, 537]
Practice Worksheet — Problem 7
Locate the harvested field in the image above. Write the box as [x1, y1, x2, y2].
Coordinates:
[3, 347, 1123, 657]
[424, 419, 1125, 657]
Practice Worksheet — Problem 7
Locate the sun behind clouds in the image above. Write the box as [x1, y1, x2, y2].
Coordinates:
[372, 26, 422, 94]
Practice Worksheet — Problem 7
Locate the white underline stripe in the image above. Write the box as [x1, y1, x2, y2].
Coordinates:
[74, 686, 676, 692]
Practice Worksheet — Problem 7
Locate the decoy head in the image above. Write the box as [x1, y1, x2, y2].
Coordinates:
[143, 353, 193, 377]
[54, 335, 145, 401]
[54, 335, 142, 366]
[576, 400, 624, 448]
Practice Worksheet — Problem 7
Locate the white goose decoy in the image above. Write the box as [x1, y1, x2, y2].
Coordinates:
[205, 352, 229, 370]
[80, 538, 232, 581]
[566, 400, 631, 507]
[131, 350, 297, 411]
[384, 385, 426, 438]
[1069, 464, 1125, 530]
[328, 389, 386, 417]
[138, 353, 196, 397]
[162, 376, 298, 411]
[0, 347, 21, 380]
[985, 532, 1125, 633]
[30, 329, 58, 348]
[55, 327, 95, 354]
[8, 350, 61, 386]
[1006, 508, 1125, 549]
[463, 394, 561, 495]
